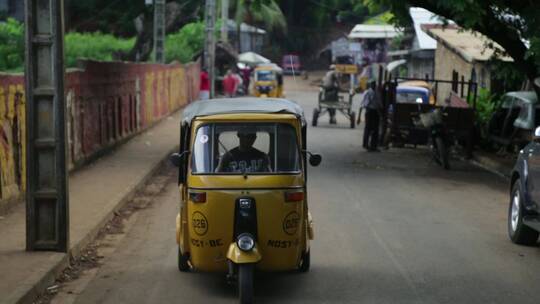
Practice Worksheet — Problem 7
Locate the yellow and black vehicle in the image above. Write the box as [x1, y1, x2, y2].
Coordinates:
[170, 98, 320, 304]
[253, 64, 284, 98]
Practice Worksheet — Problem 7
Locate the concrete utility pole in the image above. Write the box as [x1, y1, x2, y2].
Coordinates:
[24, 0, 69, 252]
[221, 0, 229, 43]
[204, 0, 217, 98]
[153, 0, 166, 63]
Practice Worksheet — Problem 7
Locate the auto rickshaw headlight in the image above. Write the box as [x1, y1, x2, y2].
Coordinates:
[237, 233, 255, 251]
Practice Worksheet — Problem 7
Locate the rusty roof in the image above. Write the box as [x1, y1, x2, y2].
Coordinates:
[423, 25, 512, 63]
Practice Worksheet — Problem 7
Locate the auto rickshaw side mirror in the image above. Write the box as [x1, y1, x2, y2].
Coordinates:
[309, 154, 322, 167]
[169, 151, 188, 167]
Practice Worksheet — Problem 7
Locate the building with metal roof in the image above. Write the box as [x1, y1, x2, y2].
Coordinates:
[425, 25, 512, 63]
[225, 20, 267, 54]
[424, 24, 514, 98]
[398, 8, 448, 79]
[348, 25, 402, 39]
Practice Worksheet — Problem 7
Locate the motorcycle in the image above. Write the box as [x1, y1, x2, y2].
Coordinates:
[412, 98, 451, 170]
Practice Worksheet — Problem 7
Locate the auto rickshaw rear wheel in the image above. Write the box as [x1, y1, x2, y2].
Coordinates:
[177, 247, 190, 272]
[238, 264, 254, 304]
[299, 250, 310, 272]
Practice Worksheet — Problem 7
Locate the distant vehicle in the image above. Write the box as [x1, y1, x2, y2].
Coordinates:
[397, 86, 430, 104]
[488, 91, 539, 150]
[281, 54, 302, 75]
[313, 87, 356, 128]
[396, 81, 436, 105]
[508, 126, 540, 245]
[253, 63, 284, 98]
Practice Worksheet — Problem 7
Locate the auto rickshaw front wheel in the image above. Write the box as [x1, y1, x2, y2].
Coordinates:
[177, 247, 190, 272]
[238, 264, 254, 304]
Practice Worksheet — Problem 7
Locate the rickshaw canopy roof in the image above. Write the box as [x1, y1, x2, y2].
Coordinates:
[399, 80, 432, 90]
[182, 98, 305, 125]
[397, 86, 430, 94]
[255, 63, 283, 72]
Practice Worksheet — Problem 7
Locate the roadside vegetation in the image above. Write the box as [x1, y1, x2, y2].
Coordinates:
[65, 32, 135, 68]
[165, 22, 205, 64]
[0, 18, 208, 72]
[0, 18, 24, 72]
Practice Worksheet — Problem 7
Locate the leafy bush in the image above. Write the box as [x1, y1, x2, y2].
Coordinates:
[0, 18, 135, 72]
[0, 18, 24, 72]
[474, 88, 498, 125]
[65, 32, 134, 67]
[165, 22, 205, 64]
[466, 87, 499, 144]
[1, 19, 207, 71]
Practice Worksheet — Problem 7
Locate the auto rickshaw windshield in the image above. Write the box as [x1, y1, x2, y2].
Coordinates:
[191, 123, 301, 174]
[256, 70, 275, 81]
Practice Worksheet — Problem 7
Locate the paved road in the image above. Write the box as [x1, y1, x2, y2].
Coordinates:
[53, 84, 540, 304]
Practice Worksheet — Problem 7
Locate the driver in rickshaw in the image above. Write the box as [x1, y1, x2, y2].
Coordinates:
[216, 130, 272, 173]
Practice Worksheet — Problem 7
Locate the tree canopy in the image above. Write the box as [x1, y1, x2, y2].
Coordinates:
[374, 0, 540, 90]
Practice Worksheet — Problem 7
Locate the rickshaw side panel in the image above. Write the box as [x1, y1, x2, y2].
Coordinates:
[186, 190, 238, 272]
[255, 189, 305, 271]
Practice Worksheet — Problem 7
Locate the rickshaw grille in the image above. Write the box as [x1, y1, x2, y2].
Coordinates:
[233, 197, 258, 241]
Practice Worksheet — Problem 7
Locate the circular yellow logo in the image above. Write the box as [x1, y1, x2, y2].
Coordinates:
[283, 211, 300, 235]
[192, 212, 208, 236]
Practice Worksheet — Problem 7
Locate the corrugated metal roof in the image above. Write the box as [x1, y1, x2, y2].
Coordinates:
[426, 27, 513, 63]
[348, 24, 402, 39]
[409, 7, 444, 50]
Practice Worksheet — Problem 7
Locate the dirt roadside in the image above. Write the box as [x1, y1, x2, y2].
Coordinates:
[33, 163, 176, 304]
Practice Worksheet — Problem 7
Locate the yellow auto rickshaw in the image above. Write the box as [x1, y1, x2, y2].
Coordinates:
[253, 63, 284, 98]
[170, 98, 320, 304]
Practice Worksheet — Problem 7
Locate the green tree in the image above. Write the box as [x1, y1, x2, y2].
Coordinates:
[0, 18, 24, 72]
[371, 0, 540, 95]
[165, 22, 205, 63]
[231, 0, 287, 50]
[232, 0, 286, 31]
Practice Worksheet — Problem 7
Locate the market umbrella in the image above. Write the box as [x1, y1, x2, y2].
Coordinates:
[238, 52, 271, 66]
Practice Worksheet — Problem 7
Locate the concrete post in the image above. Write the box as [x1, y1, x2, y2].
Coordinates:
[24, 0, 69, 252]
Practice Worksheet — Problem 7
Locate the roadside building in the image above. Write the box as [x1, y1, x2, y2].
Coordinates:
[424, 24, 512, 99]
[348, 24, 402, 81]
[406, 8, 445, 79]
[386, 8, 448, 79]
[225, 20, 266, 54]
[348, 24, 401, 66]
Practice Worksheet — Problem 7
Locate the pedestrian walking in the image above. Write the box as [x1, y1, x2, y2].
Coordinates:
[222, 69, 238, 97]
[241, 66, 252, 94]
[322, 65, 339, 124]
[233, 70, 244, 95]
[199, 69, 210, 100]
[360, 80, 382, 152]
